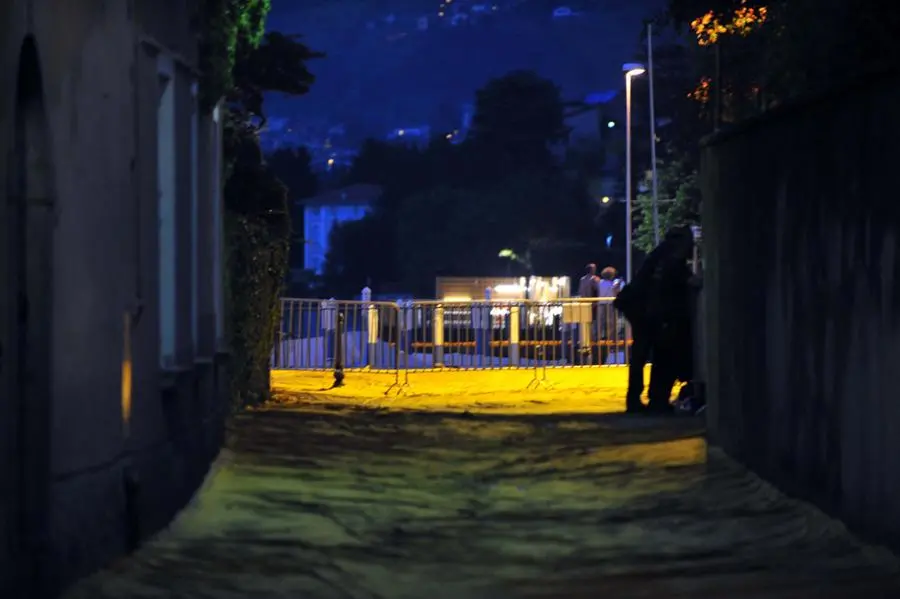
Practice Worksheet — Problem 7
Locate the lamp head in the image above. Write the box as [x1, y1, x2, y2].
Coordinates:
[623, 62, 646, 77]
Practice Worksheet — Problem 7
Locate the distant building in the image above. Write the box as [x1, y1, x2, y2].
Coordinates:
[301, 184, 383, 274]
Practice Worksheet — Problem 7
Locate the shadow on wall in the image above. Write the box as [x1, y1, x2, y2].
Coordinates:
[701, 71, 900, 551]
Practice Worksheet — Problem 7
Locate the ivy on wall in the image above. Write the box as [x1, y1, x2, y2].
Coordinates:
[199, 0, 292, 409]
[198, 0, 270, 111]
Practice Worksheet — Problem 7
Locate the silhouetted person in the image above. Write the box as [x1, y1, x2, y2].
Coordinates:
[578, 263, 600, 298]
[576, 263, 601, 361]
[597, 266, 618, 340]
[614, 226, 694, 413]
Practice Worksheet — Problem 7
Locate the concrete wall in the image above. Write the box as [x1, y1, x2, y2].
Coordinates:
[0, 1, 227, 596]
[701, 73, 900, 550]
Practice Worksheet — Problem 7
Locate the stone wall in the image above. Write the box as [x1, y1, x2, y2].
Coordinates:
[0, 1, 229, 597]
[701, 73, 900, 549]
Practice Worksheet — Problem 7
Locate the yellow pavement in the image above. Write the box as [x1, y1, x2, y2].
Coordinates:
[270, 366, 647, 414]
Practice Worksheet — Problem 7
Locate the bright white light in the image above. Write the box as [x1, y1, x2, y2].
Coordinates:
[601, 196, 611, 204]
[623, 63, 646, 78]
[493, 284, 523, 294]
[607, 121, 615, 128]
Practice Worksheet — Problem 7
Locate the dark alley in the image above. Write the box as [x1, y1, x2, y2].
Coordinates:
[64, 405, 900, 598]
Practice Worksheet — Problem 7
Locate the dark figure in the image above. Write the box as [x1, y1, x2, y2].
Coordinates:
[577, 263, 600, 298]
[614, 227, 694, 413]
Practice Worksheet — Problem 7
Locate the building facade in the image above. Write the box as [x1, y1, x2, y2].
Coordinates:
[0, 1, 227, 596]
[301, 184, 381, 275]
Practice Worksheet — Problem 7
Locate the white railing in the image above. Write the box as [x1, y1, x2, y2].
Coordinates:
[271, 296, 632, 373]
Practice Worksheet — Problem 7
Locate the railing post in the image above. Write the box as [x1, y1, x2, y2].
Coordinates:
[322, 298, 336, 369]
[509, 303, 520, 366]
[398, 299, 412, 369]
[333, 312, 345, 386]
[433, 305, 444, 367]
[362, 287, 378, 368]
[580, 300, 595, 365]
[474, 287, 492, 366]
[272, 298, 283, 369]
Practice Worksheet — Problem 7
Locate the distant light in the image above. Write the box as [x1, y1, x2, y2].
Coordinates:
[607, 121, 615, 128]
[445, 133, 453, 139]
[494, 284, 523, 295]
[623, 63, 646, 77]
[327, 158, 335, 166]
[606, 235, 613, 248]
[398, 129, 405, 136]
[601, 196, 611, 204]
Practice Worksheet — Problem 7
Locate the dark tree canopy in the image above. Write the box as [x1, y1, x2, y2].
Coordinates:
[320, 69, 609, 297]
[267, 147, 317, 201]
[469, 70, 568, 174]
[230, 31, 324, 128]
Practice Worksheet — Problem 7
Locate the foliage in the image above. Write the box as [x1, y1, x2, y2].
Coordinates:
[266, 147, 318, 202]
[469, 70, 569, 175]
[633, 161, 701, 254]
[225, 214, 290, 408]
[198, 0, 271, 110]
[323, 70, 592, 296]
[689, 1, 768, 46]
[321, 215, 387, 298]
[199, 0, 321, 408]
[230, 32, 323, 128]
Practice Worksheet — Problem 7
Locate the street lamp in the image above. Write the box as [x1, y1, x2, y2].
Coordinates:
[623, 62, 645, 283]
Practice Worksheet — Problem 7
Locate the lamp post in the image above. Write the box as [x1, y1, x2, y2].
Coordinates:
[648, 23, 660, 246]
[623, 62, 645, 283]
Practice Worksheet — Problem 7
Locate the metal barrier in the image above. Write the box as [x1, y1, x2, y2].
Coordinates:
[271, 297, 632, 375]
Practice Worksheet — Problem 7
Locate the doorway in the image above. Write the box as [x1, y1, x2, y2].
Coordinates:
[1, 35, 56, 596]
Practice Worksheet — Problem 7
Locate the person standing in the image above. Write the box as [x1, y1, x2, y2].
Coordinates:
[596, 266, 620, 364]
[578, 263, 600, 298]
[577, 264, 601, 362]
[614, 226, 694, 413]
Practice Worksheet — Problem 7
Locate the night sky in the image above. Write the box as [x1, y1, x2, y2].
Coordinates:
[266, 0, 664, 139]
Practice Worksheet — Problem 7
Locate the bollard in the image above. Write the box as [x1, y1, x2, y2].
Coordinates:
[509, 304, 521, 366]
[333, 312, 345, 387]
[433, 305, 444, 367]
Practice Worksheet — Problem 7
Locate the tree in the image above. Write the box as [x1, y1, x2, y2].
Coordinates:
[229, 31, 323, 129]
[199, 0, 324, 407]
[469, 70, 568, 175]
[266, 147, 317, 201]
[320, 215, 388, 298]
[633, 159, 701, 253]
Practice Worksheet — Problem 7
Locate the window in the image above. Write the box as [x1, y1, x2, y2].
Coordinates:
[190, 81, 199, 353]
[211, 103, 225, 346]
[157, 55, 176, 367]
